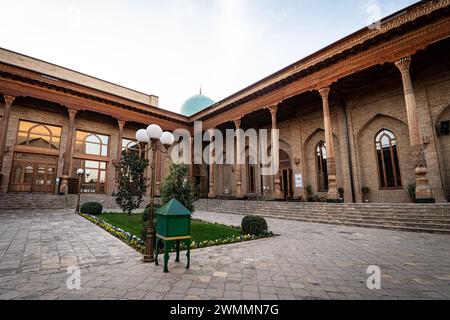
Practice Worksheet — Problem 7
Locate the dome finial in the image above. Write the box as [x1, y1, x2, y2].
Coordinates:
[199, 85, 202, 95]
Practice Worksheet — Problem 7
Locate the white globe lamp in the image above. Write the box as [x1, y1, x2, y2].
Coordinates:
[160, 131, 175, 146]
[76, 168, 84, 176]
[136, 129, 150, 143]
[146, 124, 163, 140]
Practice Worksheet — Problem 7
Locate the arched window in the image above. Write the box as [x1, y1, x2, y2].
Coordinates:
[246, 155, 256, 193]
[17, 120, 61, 149]
[75, 131, 109, 156]
[375, 129, 402, 188]
[122, 138, 142, 156]
[316, 141, 328, 192]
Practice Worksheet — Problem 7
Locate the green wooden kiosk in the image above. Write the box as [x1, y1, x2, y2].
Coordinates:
[155, 199, 192, 273]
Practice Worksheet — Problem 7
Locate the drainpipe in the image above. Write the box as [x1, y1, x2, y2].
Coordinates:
[340, 98, 356, 203]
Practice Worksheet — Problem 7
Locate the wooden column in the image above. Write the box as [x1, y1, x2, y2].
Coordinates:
[114, 120, 126, 192]
[269, 106, 283, 199]
[234, 118, 243, 198]
[0, 95, 15, 177]
[116, 120, 126, 161]
[59, 108, 78, 194]
[319, 87, 339, 202]
[189, 136, 194, 178]
[208, 129, 216, 198]
[394, 56, 433, 202]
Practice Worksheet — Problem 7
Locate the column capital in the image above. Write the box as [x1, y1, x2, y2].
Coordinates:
[268, 105, 278, 116]
[318, 87, 331, 100]
[394, 56, 412, 74]
[117, 119, 126, 130]
[233, 118, 242, 129]
[3, 95, 15, 106]
[67, 108, 78, 121]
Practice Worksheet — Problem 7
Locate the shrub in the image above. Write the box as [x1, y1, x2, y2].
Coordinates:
[407, 183, 416, 202]
[305, 185, 314, 202]
[80, 202, 103, 215]
[241, 216, 268, 235]
[161, 164, 197, 211]
[361, 186, 370, 195]
[114, 150, 149, 215]
[338, 187, 344, 198]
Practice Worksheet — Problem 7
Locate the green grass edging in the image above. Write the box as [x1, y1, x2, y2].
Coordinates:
[79, 213, 273, 254]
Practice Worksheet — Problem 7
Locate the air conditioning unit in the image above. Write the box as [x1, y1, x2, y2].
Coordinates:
[440, 121, 450, 136]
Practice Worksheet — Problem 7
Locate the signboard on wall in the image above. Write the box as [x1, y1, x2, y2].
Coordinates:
[295, 174, 303, 188]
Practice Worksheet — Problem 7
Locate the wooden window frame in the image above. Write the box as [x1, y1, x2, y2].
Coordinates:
[75, 130, 110, 157]
[374, 129, 403, 190]
[316, 141, 328, 192]
[16, 120, 62, 150]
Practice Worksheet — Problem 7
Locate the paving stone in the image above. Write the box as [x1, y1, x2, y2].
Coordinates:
[1, 209, 450, 300]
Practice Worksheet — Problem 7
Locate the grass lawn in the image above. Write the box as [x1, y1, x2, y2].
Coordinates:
[98, 212, 242, 243]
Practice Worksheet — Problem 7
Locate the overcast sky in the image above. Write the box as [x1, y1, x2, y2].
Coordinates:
[0, 0, 418, 113]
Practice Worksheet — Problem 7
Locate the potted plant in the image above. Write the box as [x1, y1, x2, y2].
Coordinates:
[361, 186, 370, 203]
[407, 183, 416, 203]
[338, 187, 344, 202]
[305, 185, 314, 202]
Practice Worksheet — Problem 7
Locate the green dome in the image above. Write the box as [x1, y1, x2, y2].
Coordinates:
[181, 93, 215, 116]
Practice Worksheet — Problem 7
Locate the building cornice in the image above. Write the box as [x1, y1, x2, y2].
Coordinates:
[0, 63, 190, 129]
[190, 0, 450, 122]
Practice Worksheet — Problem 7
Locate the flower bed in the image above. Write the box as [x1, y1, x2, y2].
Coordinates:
[80, 213, 273, 253]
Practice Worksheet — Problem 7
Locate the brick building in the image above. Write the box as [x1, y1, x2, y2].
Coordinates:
[1, 0, 449, 204]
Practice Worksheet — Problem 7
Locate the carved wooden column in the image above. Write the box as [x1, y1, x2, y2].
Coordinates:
[234, 118, 243, 198]
[59, 108, 78, 194]
[208, 129, 216, 198]
[189, 136, 194, 178]
[114, 120, 126, 191]
[319, 87, 339, 202]
[116, 120, 126, 161]
[0, 95, 15, 178]
[269, 106, 283, 199]
[395, 56, 433, 202]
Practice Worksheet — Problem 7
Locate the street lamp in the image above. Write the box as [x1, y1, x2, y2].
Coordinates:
[136, 124, 175, 263]
[75, 168, 91, 214]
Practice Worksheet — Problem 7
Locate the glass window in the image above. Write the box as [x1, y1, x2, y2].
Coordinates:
[72, 159, 108, 194]
[75, 131, 109, 157]
[375, 129, 402, 188]
[316, 141, 328, 192]
[121, 138, 142, 157]
[17, 120, 61, 149]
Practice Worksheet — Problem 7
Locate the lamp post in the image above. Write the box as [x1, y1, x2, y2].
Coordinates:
[75, 168, 91, 214]
[136, 124, 175, 263]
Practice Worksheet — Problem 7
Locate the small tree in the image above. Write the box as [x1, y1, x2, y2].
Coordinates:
[115, 151, 149, 215]
[161, 163, 197, 211]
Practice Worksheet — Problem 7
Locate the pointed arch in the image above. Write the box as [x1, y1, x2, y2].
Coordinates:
[356, 113, 407, 141]
[375, 129, 402, 188]
[316, 141, 328, 192]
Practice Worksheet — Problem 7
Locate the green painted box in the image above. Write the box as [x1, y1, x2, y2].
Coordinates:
[156, 199, 192, 238]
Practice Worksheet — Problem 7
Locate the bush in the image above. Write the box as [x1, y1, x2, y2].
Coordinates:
[407, 183, 416, 202]
[80, 202, 103, 215]
[161, 164, 197, 212]
[115, 150, 149, 215]
[241, 216, 268, 235]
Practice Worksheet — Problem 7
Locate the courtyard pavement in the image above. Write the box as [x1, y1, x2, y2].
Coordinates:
[0, 209, 449, 300]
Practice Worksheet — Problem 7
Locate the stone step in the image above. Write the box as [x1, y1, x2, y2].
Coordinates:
[252, 212, 450, 223]
[197, 204, 450, 215]
[0, 194, 77, 210]
[194, 199, 450, 235]
[258, 215, 450, 235]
